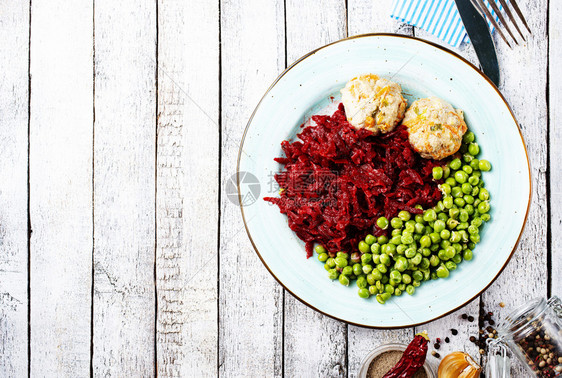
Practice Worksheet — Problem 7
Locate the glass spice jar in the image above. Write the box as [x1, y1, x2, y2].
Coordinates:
[488, 296, 562, 377]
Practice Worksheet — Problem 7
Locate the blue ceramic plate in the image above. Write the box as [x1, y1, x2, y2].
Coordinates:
[238, 34, 531, 328]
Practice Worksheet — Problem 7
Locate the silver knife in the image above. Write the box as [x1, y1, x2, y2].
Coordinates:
[454, 0, 500, 86]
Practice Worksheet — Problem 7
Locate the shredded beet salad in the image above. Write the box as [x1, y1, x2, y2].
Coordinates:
[264, 104, 443, 257]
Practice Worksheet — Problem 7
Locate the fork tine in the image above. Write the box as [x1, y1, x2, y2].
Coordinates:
[509, 0, 532, 34]
[485, 0, 519, 44]
[474, 0, 513, 48]
[497, 0, 526, 41]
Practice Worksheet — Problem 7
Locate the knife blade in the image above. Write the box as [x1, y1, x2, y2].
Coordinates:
[454, 0, 500, 86]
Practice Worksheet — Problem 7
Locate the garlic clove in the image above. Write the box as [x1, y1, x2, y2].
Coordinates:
[438, 351, 481, 378]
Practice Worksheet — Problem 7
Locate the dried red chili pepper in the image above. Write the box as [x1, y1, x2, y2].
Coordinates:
[382, 332, 429, 378]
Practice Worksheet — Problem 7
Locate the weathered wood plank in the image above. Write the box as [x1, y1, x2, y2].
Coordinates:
[0, 1, 29, 376]
[550, 0, 562, 298]
[29, 0, 93, 375]
[346, 3, 414, 377]
[93, 1, 156, 375]
[156, 0, 220, 375]
[219, 0, 285, 376]
[283, 1, 348, 377]
[480, 0, 549, 375]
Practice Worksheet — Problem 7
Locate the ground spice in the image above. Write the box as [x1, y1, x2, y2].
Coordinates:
[367, 350, 428, 378]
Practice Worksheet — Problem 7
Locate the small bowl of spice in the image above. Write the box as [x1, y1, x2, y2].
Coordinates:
[358, 335, 436, 378]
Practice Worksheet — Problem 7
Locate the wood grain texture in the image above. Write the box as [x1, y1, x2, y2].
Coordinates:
[283, 2, 348, 376]
[93, 0, 156, 375]
[346, 4, 413, 377]
[549, 0, 562, 297]
[156, 0, 220, 376]
[480, 0, 549, 374]
[29, 0, 93, 375]
[219, 0, 285, 376]
[0, 1, 29, 376]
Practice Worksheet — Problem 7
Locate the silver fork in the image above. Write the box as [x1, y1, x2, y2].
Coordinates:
[469, 0, 531, 48]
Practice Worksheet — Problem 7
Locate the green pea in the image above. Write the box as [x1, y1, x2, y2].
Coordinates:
[376, 216, 389, 230]
[478, 201, 490, 213]
[412, 270, 424, 282]
[324, 263, 331, 271]
[375, 294, 386, 304]
[436, 265, 450, 278]
[423, 209, 437, 222]
[463, 131, 475, 143]
[362, 264, 374, 274]
[463, 153, 473, 163]
[481, 213, 491, 222]
[429, 255, 440, 267]
[342, 266, 353, 276]
[463, 195, 475, 205]
[462, 165, 473, 175]
[446, 246, 456, 258]
[433, 166, 444, 180]
[452, 187, 463, 198]
[461, 183, 472, 195]
[389, 235, 402, 245]
[401, 233, 414, 245]
[455, 170, 469, 184]
[440, 229, 451, 240]
[394, 257, 408, 272]
[432, 219, 446, 233]
[318, 253, 328, 262]
[414, 222, 425, 235]
[365, 234, 376, 245]
[358, 288, 370, 298]
[394, 211, 409, 222]
[468, 143, 480, 156]
[368, 285, 378, 295]
[335, 257, 348, 268]
[438, 249, 449, 261]
[328, 269, 339, 280]
[479, 159, 491, 171]
[390, 217, 403, 229]
[315, 245, 327, 255]
[452, 254, 462, 264]
[435, 201, 445, 212]
[336, 251, 347, 258]
[450, 231, 461, 243]
[474, 199, 481, 207]
[377, 235, 389, 244]
[459, 230, 469, 243]
[420, 257, 430, 270]
[420, 235, 432, 248]
[413, 234, 422, 242]
[358, 241, 370, 253]
[377, 264, 388, 273]
[383, 243, 397, 255]
[406, 285, 415, 295]
[390, 270, 402, 282]
[437, 213, 448, 222]
[459, 210, 469, 223]
[421, 248, 431, 257]
[370, 243, 381, 254]
[401, 274, 411, 285]
[429, 232, 441, 244]
[440, 183, 452, 195]
[440, 239, 451, 249]
[443, 166, 451, 178]
[382, 292, 392, 301]
[454, 198, 466, 207]
[472, 186, 480, 197]
[350, 263, 361, 276]
[465, 204, 475, 215]
[356, 275, 367, 288]
[445, 177, 457, 187]
[326, 258, 336, 268]
[445, 261, 457, 271]
[447, 218, 459, 230]
[463, 249, 473, 261]
[471, 217, 483, 227]
[415, 214, 425, 224]
[404, 248, 416, 259]
[470, 234, 481, 243]
[450, 158, 462, 170]
[384, 284, 394, 294]
[443, 196, 454, 209]
[391, 228, 402, 236]
[413, 279, 421, 287]
[361, 253, 372, 265]
[405, 220, 416, 233]
[469, 158, 479, 170]
[394, 288, 403, 296]
[468, 176, 480, 186]
[479, 188, 490, 201]
[339, 274, 350, 286]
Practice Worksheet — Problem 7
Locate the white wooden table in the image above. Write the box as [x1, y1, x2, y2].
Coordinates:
[0, 0, 559, 376]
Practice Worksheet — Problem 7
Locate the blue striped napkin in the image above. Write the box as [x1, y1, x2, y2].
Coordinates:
[391, 0, 501, 48]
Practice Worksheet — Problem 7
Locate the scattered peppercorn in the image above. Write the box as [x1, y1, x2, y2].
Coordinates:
[451, 329, 458, 335]
[434, 343, 440, 350]
[461, 314, 468, 319]
[468, 315, 475, 322]
[445, 337, 450, 343]
[470, 336, 477, 343]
